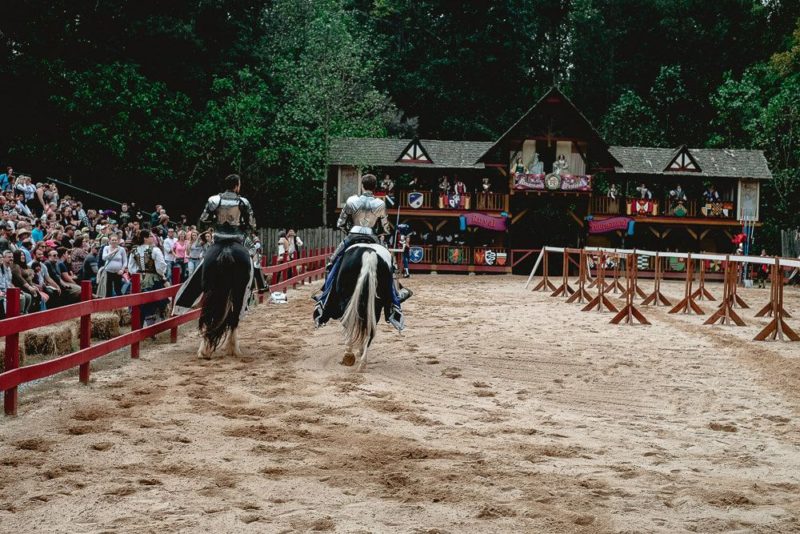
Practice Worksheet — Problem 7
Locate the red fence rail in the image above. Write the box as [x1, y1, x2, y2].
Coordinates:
[1, 247, 333, 416]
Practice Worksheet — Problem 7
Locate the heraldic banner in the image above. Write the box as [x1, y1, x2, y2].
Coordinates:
[588, 216, 632, 234]
[461, 212, 507, 232]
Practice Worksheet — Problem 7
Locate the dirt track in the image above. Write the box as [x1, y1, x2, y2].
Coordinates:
[1, 275, 800, 533]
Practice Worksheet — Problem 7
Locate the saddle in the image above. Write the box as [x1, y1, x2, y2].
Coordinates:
[344, 233, 382, 248]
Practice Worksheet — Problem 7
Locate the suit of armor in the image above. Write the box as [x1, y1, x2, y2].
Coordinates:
[199, 191, 256, 242]
[314, 190, 412, 330]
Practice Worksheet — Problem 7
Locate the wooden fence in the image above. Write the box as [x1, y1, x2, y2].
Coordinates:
[1, 250, 332, 416]
[258, 227, 339, 266]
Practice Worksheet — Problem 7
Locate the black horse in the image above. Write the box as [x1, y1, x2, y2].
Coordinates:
[319, 243, 395, 371]
[176, 239, 253, 359]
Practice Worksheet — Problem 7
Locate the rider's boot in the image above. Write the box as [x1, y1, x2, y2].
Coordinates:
[403, 267, 410, 278]
[397, 286, 413, 303]
[313, 300, 325, 327]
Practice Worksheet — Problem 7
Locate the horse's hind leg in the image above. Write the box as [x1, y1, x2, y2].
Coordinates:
[355, 342, 369, 373]
[341, 343, 356, 366]
[225, 328, 242, 357]
[198, 336, 213, 359]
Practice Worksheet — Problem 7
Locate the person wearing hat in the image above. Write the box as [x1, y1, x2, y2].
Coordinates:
[16, 228, 32, 263]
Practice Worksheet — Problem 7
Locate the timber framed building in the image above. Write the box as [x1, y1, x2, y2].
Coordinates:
[326, 87, 771, 275]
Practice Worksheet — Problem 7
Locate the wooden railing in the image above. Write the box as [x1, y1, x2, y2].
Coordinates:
[398, 190, 508, 212]
[476, 192, 510, 211]
[1, 250, 333, 416]
[592, 195, 736, 219]
[399, 190, 434, 209]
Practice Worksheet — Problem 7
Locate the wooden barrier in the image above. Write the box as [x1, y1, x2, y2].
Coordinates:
[691, 260, 715, 301]
[704, 256, 746, 326]
[669, 254, 704, 315]
[532, 250, 557, 292]
[566, 249, 592, 304]
[610, 253, 650, 325]
[641, 253, 672, 307]
[607, 255, 626, 294]
[551, 250, 575, 298]
[1, 252, 330, 416]
[754, 258, 799, 341]
[755, 262, 791, 318]
[582, 253, 618, 313]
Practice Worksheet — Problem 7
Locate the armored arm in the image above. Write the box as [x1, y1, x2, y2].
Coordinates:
[197, 196, 217, 232]
[376, 203, 391, 237]
[240, 197, 256, 231]
[337, 200, 353, 233]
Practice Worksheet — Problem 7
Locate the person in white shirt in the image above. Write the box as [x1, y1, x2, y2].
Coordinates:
[162, 227, 177, 282]
[98, 234, 127, 297]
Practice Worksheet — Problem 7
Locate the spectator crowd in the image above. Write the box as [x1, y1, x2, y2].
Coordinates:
[0, 166, 259, 323]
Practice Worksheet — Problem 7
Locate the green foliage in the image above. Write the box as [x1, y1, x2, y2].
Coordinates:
[51, 62, 194, 180]
[600, 90, 662, 146]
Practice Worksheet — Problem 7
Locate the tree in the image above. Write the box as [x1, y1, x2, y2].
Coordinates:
[600, 90, 662, 146]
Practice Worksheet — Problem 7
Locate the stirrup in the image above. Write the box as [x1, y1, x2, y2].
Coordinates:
[387, 305, 405, 331]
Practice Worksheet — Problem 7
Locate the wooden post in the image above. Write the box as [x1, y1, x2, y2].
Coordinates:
[130, 273, 142, 359]
[642, 253, 672, 306]
[532, 250, 556, 292]
[691, 259, 715, 301]
[620, 254, 647, 299]
[170, 266, 181, 343]
[582, 253, 618, 313]
[729, 262, 749, 309]
[566, 249, 592, 304]
[607, 255, 626, 294]
[611, 253, 650, 325]
[79, 281, 93, 384]
[551, 250, 575, 297]
[755, 259, 791, 318]
[3, 287, 21, 416]
[754, 257, 800, 341]
[259, 255, 267, 304]
[669, 254, 704, 315]
[704, 256, 746, 326]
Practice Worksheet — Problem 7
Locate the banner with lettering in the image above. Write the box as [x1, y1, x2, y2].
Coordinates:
[588, 216, 633, 234]
[460, 212, 508, 232]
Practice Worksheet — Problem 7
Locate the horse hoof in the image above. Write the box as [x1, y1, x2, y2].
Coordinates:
[341, 352, 356, 366]
[197, 349, 212, 360]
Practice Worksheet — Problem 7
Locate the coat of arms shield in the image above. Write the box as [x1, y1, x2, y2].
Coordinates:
[409, 246, 424, 263]
[408, 191, 424, 209]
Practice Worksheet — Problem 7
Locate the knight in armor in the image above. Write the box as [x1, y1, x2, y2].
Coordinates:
[313, 173, 412, 330]
[174, 174, 256, 321]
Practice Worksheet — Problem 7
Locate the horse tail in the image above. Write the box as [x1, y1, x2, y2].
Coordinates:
[199, 244, 241, 351]
[341, 250, 378, 351]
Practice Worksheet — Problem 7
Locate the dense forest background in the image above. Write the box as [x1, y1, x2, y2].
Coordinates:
[1, 0, 799, 247]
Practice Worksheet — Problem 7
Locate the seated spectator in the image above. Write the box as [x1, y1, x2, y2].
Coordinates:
[0, 250, 32, 314]
[44, 248, 79, 304]
[11, 249, 40, 311]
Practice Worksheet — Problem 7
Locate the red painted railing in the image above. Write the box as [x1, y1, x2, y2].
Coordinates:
[1, 248, 333, 416]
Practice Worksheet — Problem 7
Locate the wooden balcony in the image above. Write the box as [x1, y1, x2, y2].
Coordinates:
[394, 190, 509, 214]
[590, 196, 737, 220]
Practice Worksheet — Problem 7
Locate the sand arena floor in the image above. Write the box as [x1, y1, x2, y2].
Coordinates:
[1, 275, 800, 533]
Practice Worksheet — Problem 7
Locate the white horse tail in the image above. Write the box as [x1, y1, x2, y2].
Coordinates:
[341, 250, 378, 351]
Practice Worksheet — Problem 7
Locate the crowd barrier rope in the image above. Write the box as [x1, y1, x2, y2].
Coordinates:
[2, 248, 333, 416]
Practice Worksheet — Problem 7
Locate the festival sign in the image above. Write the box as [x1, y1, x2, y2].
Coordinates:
[409, 246, 424, 263]
[461, 212, 507, 232]
[588, 216, 633, 234]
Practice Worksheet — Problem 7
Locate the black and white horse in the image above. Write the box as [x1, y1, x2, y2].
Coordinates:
[194, 241, 253, 359]
[323, 244, 395, 372]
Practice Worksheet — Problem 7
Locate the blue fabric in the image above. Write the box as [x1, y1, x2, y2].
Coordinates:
[318, 249, 401, 308]
[31, 228, 44, 243]
[0, 174, 8, 191]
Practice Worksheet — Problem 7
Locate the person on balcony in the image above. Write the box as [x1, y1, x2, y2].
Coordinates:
[636, 183, 653, 200]
[607, 183, 618, 200]
[703, 184, 720, 203]
[438, 176, 451, 194]
[669, 184, 688, 216]
[481, 177, 492, 193]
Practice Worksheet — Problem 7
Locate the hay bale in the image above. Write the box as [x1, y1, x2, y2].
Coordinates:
[115, 307, 131, 327]
[91, 313, 120, 340]
[23, 325, 74, 356]
[0, 343, 26, 373]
